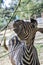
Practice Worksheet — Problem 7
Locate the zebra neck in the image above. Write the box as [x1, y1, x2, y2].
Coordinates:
[26, 43, 33, 51]
[22, 42, 34, 65]
[26, 40, 34, 47]
[26, 36, 35, 46]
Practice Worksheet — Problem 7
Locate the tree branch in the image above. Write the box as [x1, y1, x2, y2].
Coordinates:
[0, 0, 21, 31]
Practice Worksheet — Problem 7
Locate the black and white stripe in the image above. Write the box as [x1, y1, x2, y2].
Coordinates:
[21, 43, 34, 65]
[8, 36, 40, 65]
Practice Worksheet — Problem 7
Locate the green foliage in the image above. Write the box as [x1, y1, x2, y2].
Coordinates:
[0, 0, 43, 29]
[0, 0, 2, 3]
[29, 2, 43, 17]
[16, 0, 43, 19]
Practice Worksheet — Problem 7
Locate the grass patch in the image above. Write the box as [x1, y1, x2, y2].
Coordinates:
[34, 43, 43, 53]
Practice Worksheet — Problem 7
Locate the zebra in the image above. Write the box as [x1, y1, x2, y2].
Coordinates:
[4, 36, 40, 65]
[13, 18, 43, 65]
[4, 18, 43, 65]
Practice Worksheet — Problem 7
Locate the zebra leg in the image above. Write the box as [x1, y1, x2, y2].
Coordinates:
[33, 46, 40, 65]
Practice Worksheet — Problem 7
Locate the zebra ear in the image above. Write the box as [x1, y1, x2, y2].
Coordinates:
[30, 18, 37, 24]
[30, 18, 38, 28]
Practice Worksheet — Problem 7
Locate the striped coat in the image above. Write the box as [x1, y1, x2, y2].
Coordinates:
[4, 18, 43, 65]
[8, 36, 40, 65]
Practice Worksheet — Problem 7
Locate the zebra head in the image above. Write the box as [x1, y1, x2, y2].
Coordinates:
[13, 19, 38, 42]
[13, 18, 43, 45]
